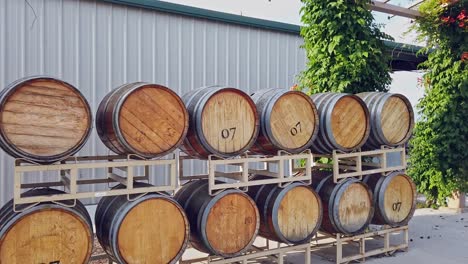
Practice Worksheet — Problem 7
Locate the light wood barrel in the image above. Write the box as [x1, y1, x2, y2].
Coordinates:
[95, 183, 190, 264]
[312, 172, 374, 235]
[0, 76, 92, 163]
[250, 89, 319, 154]
[180, 86, 259, 158]
[96, 82, 189, 158]
[247, 176, 322, 244]
[0, 188, 93, 264]
[310, 93, 370, 154]
[363, 171, 416, 226]
[357, 92, 414, 149]
[175, 180, 259, 257]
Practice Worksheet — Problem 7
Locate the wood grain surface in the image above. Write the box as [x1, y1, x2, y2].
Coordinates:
[0, 209, 92, 264]
[201, 91, 256, 154]
[117, 198, 188, 264]
[270, 93, 316, 149]
[381, 96, 411, 144]
[118, 86, 188, 155]
[0, 79, 90, 157]
[331, 96, 367, 149]
[337, 183, 372, 233]
[206, 193, 258, 255]
[277, 186, 321, 242]
[383, 174, 415, 224]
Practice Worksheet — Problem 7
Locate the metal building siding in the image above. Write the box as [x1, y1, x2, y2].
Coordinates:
[0, 0, 306, 206]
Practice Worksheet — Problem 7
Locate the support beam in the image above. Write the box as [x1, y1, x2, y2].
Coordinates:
[369, 1, 421, 19]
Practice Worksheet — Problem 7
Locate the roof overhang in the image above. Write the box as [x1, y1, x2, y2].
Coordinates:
[101, 0, 427, 71]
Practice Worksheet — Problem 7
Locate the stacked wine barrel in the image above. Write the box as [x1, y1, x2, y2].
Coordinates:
[0, 76, 417, 262]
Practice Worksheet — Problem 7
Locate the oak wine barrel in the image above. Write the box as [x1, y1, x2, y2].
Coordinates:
[310, 93, 370, 154]
[357, 92, 414, 149]
[312, 171, 374, 235]
[247, 176, 322, 244]
[180, 86, 259, 158]
[0, 76, 92, 163]
[95, 183, 190, 264]
[96, 82, 189, 158]
[174, 180, 259, 257]
[363, 171, 416, 226]
[0, 188, 93, 263]
[250, 89, 319, 154]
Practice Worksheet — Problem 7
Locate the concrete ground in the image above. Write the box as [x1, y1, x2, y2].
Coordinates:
[87, 206, 468, 264]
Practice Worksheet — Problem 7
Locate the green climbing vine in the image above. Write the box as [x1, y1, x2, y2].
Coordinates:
[409, 0, 468, 205]
[299, 0, 393, 93]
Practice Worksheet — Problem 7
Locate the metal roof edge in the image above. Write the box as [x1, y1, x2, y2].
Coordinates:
[101, 0, 301, 34]
[100, 0, 426, 57]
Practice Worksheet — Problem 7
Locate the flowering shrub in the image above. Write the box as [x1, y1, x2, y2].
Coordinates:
[409, 0, 468, 205]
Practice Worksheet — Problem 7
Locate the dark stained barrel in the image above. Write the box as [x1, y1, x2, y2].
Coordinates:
[174, 180, 259, 257]
[312, 171, 374, 235]
[0, 76, 92, 163]
[180, 86, 259, 158]
[250, 89, 319, 154]
[357, 92, 414, 149]
[310, 93, 370, 154]
[363, 171, 416, 226]
[0, 188, 93, 263]
[96, 82, 189, 158]
[95, 183, 190, 264]
[247, 176, 322, 244]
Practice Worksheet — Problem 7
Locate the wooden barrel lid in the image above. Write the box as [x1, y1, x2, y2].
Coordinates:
[0, 78, 91, 159]
[117, 85, 188, 156]
[201, 90, 256, 154]
[331, 96, 368, 149]
[117, 198, 188, 263]
[381, 96, 411, 144]
[277, 186, 321, 242]
[337, 183, 372, 233]
[270, 92, 317, 150]
[205, 193, 258, 255]
[0, 208, 92, 263]
[382, 174, 416, 223]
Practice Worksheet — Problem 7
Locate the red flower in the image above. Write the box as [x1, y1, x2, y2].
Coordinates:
[461, 52, 468, 61]
[460, 21, 465, 28]
[449, 17, 456, 23]
[457, 10, 466, 20]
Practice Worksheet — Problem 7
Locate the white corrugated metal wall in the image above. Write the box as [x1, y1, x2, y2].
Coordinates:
[0, 0, 306, 206]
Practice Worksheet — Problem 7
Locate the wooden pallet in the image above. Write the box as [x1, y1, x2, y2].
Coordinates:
[179, 150, 313, 195]
[312, 146, 406, 183]
[311, 225, 409, 264]
[13, 154, 178, 209]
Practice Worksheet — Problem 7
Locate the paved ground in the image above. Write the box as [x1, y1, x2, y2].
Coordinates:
[87, 206, 468, 263]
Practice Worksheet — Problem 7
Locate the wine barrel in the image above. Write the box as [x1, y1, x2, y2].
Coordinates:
[310, 93, 370, 154]
[180, 86, 259, 158]
[96, 82, 189, 158]
[0, 188, 93, 263]
[250, 89, 319, 154]
[247, 176, 322, 244]
[363, 171, 416, 226]
[312, 171, 374, 235]
[95, 183, 190, 264]
[174, 180, 259, 257]
[357, 92, 414, 149]
[0, 76, 92, 163]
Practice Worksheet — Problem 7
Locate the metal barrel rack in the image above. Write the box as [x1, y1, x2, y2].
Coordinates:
[310, 145, 410, 264]
[178, 150, 314, 263]
[13, 153, 179, 208]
